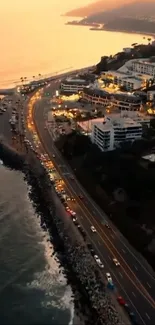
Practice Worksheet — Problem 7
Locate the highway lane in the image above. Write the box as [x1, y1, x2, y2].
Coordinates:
[34, 95, 155, 300]
[33, 103, 155, 324]
[41, 80, 155, 281]
[43, 82, 155, 284]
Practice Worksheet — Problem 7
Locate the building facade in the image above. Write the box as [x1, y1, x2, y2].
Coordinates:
[102, 70, 142, 91]
[82, 87, 142, 111]
[132, 60, 155, 77]
[91, 116, 143, 152]
[60, 78, 90, 94]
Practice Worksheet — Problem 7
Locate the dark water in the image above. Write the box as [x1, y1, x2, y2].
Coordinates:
[0, 165, 74, 325]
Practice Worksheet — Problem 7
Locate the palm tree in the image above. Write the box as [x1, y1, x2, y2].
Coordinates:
[20, 77, 24, 84]
[147, 37, 151, 44]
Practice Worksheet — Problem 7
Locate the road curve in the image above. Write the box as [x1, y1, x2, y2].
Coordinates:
[32, 83, 155, 325]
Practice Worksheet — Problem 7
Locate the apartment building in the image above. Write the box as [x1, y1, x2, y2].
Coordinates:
[91, 116, 143, 152]
[132, 60, 155, 77]
[102, 70, 142, 91]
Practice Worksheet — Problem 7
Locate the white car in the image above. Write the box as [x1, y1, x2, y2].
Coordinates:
[94, 255, 104, 268]
[91, 226, 96, 233]
[113, 258, 120, 266]
[70, 210, 76, 216]
[52, 154, 55, 158]
[106, 272, 112, 282]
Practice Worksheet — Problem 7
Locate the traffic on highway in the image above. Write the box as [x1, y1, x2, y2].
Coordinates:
[25, 81, 155, 325]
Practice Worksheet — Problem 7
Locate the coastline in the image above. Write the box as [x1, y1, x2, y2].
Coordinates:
[97, 27, 155, 38]
[66, 21, 155, 38]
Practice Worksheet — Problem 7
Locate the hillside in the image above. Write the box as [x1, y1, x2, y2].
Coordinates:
[104, 18, 155, 34]
[64, 0, 137, 18]
[81, 0, 155, 24]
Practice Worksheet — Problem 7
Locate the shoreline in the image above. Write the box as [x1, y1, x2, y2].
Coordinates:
[66, 21, 155, 38]
[0, 141, 124, 325]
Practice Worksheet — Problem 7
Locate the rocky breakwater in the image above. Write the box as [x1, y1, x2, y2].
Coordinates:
[0, 138, 25, 170]
[24, 156, 124, 325]
[0, 141, 124, 325]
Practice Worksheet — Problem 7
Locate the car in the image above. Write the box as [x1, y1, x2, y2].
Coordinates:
[97, 260, 104, 268]
[70, 210, 76, 216]
[113, 258, 120, 266]
[91, 226, 96, 233]
[117, 296, 125, 306]
[94, 255, 104, 268]
[71, 197, 75, 202]
[106, 272, 112, 282]
[105, 223, 111, 229]
[124, 303, 130, 312]
[52, 154, 55, 158]
[129, 312, 136, 322]
[79, 195, 84, 199]
[72, 217, 77, 223]
[70, 176, 74, 180]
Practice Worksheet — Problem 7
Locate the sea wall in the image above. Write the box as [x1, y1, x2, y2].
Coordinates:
[0, 141, 124, 325]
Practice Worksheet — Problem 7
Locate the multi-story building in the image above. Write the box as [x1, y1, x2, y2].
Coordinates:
[102, 70, 143, 91]
[91, 116, 143, 152]
[82, 87, 142, 111]
[132, 60, 155, 77]
[60, 78, 90, 94]
[82, 88, 110, 106]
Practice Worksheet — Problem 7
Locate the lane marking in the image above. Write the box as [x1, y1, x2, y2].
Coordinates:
[147, 282, 151, 288]
[108, 256, 111, 260]
[119, 272, 123, 278]
[134, 265, 138, 271]
[34, 107, 155, 309]
[145, 313, 150, 320]
[122, 249, 126, 253]
[52, 140, 155, 282]
[110, 233, 114, 239]
[132, 292, 136, 297]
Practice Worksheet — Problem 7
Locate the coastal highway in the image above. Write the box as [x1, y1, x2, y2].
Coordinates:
[32, 84, 155, 325]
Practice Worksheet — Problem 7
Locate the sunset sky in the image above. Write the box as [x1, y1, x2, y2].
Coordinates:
[0, 0, 94, 13]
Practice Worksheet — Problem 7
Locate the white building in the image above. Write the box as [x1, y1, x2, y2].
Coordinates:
[102, 70, 142, 91]
[60, 78, 90, 93]
[90, 116, 144, 152]
[132, 60, 155, 77]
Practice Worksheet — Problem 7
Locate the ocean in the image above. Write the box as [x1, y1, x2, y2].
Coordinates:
[0, 164, 74, 325]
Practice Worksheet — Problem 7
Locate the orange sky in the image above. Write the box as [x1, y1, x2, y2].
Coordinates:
[0, 0, 94, 13]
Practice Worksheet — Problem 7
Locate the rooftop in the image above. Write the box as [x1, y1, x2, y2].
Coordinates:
[62, 77, 89, 85]
[77, 114, 145, 133]
[133, 59, 155, 66]
[83, 87, 141, 103]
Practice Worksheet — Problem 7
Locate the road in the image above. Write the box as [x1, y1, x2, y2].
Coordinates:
[31, 82, 155, 325]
